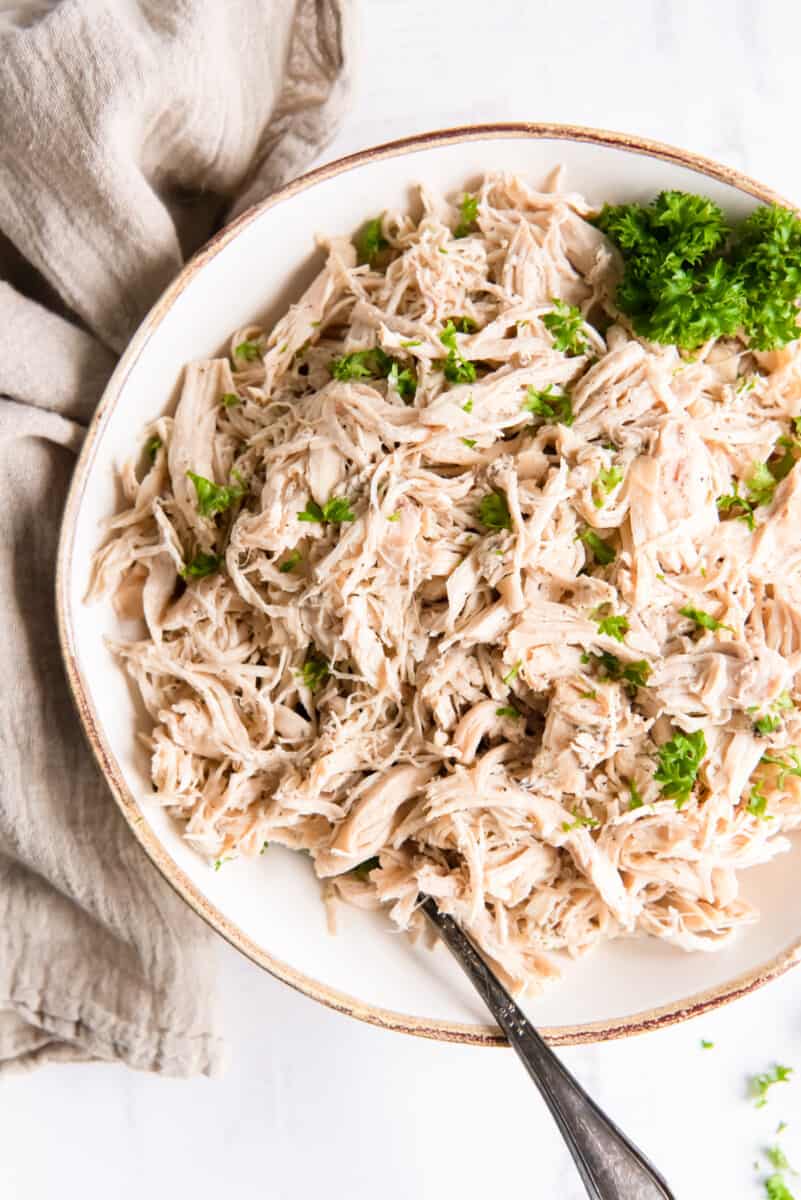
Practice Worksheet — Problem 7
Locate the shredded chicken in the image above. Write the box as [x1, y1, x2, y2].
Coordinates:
[88, 169, 801, 995]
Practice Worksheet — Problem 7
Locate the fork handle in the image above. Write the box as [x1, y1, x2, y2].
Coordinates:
[420, 896, 675, 1200]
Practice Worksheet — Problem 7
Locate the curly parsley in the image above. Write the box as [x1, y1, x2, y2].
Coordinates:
[679, 605, 733, 633]
[654, 729, 706, 808]
[751, 1064, 793, 1108]
[596, 613, 630, 642]
[523, 384, 574, 426]
[577, 527, 616, 565]
[330, 346, 392, 381]
[592, 465, 623, 508]
[355, 215, 388, 265]
[297, 496, 355, 524]
[596, 191, 801, 351]
[298, 650, 330, 692]
[439, 320, 477, 384]
[750, 692, 794, 736]
[454, 193, 479, 238]
[186, 470, 245, 519]
[542, 299, 589, 355]
[180, 552, 220, 579]
[478, 490, 512, 531]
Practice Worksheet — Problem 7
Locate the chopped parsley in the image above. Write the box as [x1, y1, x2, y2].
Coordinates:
[400, 339, 421, 348]
[387, 360, 418, 400]
[751, 692, 794, 736]
[596, 613, 630, 642]
[577, 528, 616, 565]
[234, 339, 262, 362]
[298, 650, 330, 692]
[716, 480, 757, 530]
[355, 215, 388, 265]
[478, 490, 512, 531]
[297, 496, 355, 524]
[439, 320, 477, 384]
[186, 470, 245, 519]
[350, 856, 380, 880]
[461, 438, 477, 448]
[496, 705, 521, 719]
[766, 1147, 793, 1172]
[588, 651, 651, 690]
[279, 550, 302, 574]
[503, 662, 522, 685]
[180, 552, 220, 579]
[592, 465, 623, 507]
[765, 1175, 796, 1200]
[628, 780, 644, 809]
[523, 383, 574, 426]
[746, 782, 772, 820]
[221, 392, 240, 408]
[454, 193, 479, 238]
[761, 747, 801, 787]
[562, 809, 600, 833]
[679, 605, 733, 633]
[701, 1039, 715, 1049]
[145, 434, 162, 462]
[654, 729, 706, 808]
[542, 299, 588, 355]
[448, 315, 478, 333]
[595, 192, 801, 351]
[330, 346, 392, 382]
[748, 460, 779, 507]
[462, 397, 474, 413]
[387, 512, 400, 522]
[751, 1064, 793, 1108]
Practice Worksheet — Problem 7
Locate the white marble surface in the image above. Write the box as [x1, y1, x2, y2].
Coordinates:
[4, 2, 801, 1197]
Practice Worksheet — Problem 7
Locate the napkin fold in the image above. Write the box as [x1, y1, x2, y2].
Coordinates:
[0, 0, 356, 1077]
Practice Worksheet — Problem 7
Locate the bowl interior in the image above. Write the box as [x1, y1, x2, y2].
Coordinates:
[60, 128, 801, 1042]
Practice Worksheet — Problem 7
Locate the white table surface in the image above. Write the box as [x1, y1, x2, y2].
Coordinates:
[4, 2, 801, 1197]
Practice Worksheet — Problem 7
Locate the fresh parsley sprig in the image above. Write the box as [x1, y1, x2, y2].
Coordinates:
[654, 729, 706, 808]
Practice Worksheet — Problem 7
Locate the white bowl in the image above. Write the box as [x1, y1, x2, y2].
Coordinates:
[57, 124, 801, 1045]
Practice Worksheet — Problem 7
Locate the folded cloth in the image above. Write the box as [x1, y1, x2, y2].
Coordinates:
[0, 0, 355, 1077]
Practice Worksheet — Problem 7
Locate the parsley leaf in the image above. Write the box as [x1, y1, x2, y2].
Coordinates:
[761, 747, 801, 787]
[234, 339, 262, 362]
[596, 613, 630, 642]
[279, 550, 302, 574]
[748, 460, 779, 507]
[503, 662, 521, 685]
[593, 465, 623, 508]
[180, 552, 220, 579]
[387, 360, 418, 400]
[701, 1039, 715, 1049]
[439, 320, 477, 384]
[355, 215, 388, 265]
[717, 480, 757, 530]
[461, 437, 477, 448]
[186, 471, 245, 519]
[587, 651, 651, 690]
[751, 1064, 793, 1108]
[766, 1147, 793, 1172]
[628, 780, 644, 809]
[298, 650, 330, 692]
[654, 729, 706, 808]
[478, 490, 512, 530]
[221, 392, 240, 408]
[765, 1174, 796, 1200]
[145, 435, 162, 462]
[542, 299, 588, 355]
[577, 528, 616, 565]
[747, 781, 772, 820]
[523, 383, 574, 426]
[454, 193, 479, 238]
[562, 809, 600, 833]
[679, 605, 733, 633]
[751, 691, 794, 735]
[330, 346, 393, 382]
[496, 705, 521, 719]
[297, 496, 355, 524]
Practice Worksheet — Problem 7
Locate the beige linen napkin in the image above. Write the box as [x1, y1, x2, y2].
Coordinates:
[0, 0, 355, 1076]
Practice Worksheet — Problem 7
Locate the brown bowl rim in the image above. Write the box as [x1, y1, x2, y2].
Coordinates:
[56, 121, 801, 1047]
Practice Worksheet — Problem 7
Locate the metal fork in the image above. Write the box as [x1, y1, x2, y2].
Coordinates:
[420, 895, 676, 1200]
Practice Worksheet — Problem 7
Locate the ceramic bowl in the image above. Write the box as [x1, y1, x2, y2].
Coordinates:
[57, 124, 801, 1045]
